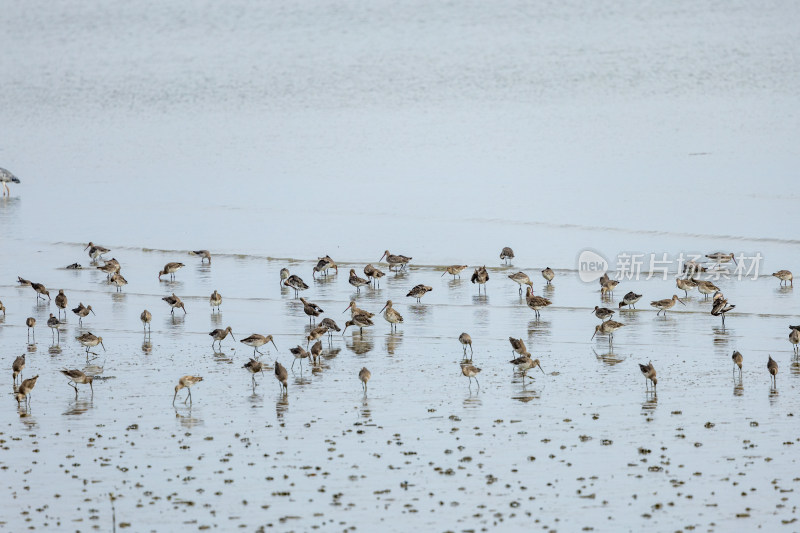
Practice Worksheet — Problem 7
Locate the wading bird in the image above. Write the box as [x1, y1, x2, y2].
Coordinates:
[173, 375, 203, 405]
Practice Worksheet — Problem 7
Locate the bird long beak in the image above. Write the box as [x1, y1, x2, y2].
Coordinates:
[379, 252, 386, 261]
[591, 330, 597, 340]
[342, 302, 352, 313]
[100, 341, 106, 351]
[271, 339, 278, 350]
[182, 306, 187, 314]
[90, 308, 96, 315]
[441, 271, 446, 277]
[172, 390, 178, 405]
[379, 303, 388, 313]
[678, 298, 686, 306]
[538, 364, 545, 374]
[342, 325, 349, 336]
[230, 332, 236, 341]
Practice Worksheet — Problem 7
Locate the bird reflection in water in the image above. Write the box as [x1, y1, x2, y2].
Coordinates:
[386, 331, 403, 355]
[712, 326, 730, 345]
[175, 407, 202, 429]
[471, 294, 488, 306]
[323, 346, 342, 360]
[642, 393, 657, 411]
[276, 394, 289, 423]
[528, 320, 551, 339]
[592, 348, 625, 366]
[63, 399, 93, 416]
[345, 333, 374, 355]
[408, 304, 429, 317]
[512, 384, 541, 403]
[463, 392, 482, 408]
[769, 387, 779, 405]
[360, 397, 371, 419]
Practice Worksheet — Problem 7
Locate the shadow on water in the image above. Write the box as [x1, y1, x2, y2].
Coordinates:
[386, 331, 403, 355]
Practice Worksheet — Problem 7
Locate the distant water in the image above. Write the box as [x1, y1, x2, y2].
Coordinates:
[1, 1, 799, 531]
[1, 0, 798, 268]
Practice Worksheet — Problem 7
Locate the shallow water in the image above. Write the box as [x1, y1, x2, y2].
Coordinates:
[1, 246, 798, 531]
[2, 0, 800, 531]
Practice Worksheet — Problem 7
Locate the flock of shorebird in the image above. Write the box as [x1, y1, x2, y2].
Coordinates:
[4, 239, 797, 410]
